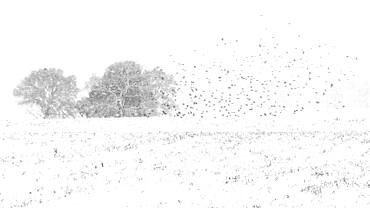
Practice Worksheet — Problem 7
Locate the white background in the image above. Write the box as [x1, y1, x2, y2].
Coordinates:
[0, 0, 369, 119]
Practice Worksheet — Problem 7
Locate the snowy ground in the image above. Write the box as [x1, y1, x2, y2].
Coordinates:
[1, 116, 370, 208]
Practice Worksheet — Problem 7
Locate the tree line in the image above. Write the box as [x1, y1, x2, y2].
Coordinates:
[13, 61, 178, 119]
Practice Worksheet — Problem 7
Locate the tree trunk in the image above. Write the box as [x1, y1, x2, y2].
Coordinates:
[119, 98, 125, 117]
[44, 107, 50, 119]
[118, 79, 130, 117]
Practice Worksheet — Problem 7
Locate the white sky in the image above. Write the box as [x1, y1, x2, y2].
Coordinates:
[0, 0, 369, 119]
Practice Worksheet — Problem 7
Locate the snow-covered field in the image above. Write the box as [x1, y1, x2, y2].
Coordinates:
[1, 117, 370, 208]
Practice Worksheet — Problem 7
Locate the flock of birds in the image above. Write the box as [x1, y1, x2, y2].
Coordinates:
[169, 33, 358, 119]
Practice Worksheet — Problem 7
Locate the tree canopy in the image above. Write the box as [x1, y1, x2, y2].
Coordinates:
[13, 68, 78, 118]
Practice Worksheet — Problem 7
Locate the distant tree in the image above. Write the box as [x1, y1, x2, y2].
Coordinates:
[13, 68, 79, 118]
[78, 61, 177, 117]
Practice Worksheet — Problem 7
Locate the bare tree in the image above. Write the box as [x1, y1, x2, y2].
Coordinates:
[79, 61, 177, 117]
